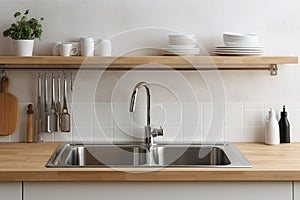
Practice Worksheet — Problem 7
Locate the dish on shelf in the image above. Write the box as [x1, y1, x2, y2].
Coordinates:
[161, 48, 200, 56]
[214, 45, 264, 56]
[223, 32, 259, 47]
[168, 38, 197, 45]
[164, 34, 198, 56]
[215, 49, 264, 52]
[214, 51, 264, 56]
[168, 44, 197, 48]
[168, 34, 194, 40]
[215, 45, 265, 50]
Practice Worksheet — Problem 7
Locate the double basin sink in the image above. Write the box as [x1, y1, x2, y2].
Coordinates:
[46, 143, 252, 168]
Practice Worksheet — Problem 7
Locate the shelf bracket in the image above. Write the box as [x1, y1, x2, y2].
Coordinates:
[270, 64, 278, 76]
[0, 64, 7, 77]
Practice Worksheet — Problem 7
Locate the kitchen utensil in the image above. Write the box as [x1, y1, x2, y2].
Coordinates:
[223, 32, 259, 47]
[214, 45, 265, 56]
[0, 76, 18, 135]
[168, 34, 194, 40]
[61, 75, 70, 132]
[59, 43, 79, 56]
[79, 37, 94, 56]
[94, 39, 112, 56]
[35, 73, 43, 141]
[168, 38, 197, 45]
[51, 42, 61, 56]
[27, 104, 34, 143]
[50, 73, 58, 132]
[56, 74, 61, 131]
[70, 72, 73, 92]
[44, 73, 51, 133]
[161, 48, 200, 56]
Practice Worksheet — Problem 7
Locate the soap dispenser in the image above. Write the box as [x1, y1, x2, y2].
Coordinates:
[264, 108, 280, 145]
[279, 105, 290, 143]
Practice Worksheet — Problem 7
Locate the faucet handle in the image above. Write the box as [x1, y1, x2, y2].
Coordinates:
[151, 126, 163, 137]
[158, 126, 163, 136]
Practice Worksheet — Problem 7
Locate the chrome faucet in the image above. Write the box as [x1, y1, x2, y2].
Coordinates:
[129, 81, 163, 146]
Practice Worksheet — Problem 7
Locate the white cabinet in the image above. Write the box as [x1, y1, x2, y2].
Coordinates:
[24, 181, 292, 200]
[294, 182, 300, 200]
[0, 182, 22, 200]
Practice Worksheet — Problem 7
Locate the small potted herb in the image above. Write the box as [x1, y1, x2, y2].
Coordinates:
[3, 9, 44, 56]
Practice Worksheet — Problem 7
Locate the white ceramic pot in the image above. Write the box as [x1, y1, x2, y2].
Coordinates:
[13, 40, 34, 56]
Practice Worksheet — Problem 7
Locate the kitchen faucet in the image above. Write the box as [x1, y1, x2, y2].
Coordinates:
[129, 81, 163, 147]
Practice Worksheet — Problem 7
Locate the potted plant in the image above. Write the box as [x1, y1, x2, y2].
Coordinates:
[3, 9, 44, 56]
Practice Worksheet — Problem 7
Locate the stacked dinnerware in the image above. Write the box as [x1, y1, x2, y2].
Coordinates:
[214, 32, 264, 56]
[161, 34, 200, 56]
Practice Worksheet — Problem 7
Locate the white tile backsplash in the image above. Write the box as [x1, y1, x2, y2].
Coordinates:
[3, 101, 300, 143]
[243, 110, 264, 126]
[225, 127, 244, 142]
[94, 109, 113, 128]
[243, 126, 264, 143]
[203, 126, 224, 143]
[291, 126, 300, 142]
[54, 132, 72, 142]
[43, 132, 55, 142]
[93, 126, 113, 143]
[287, 110, 300, 127]
[225, 110, 243, 127]
[183, 127, 203, 143]
[72, 127, 93, 143]
[1, 0, 300, 145]
[113, 125, 133, 143]
[72, 109, 93, 128]
[162, 127, 183, 143]
[183, 103, 203, 128]
[0, 135, 11, 142]
[162, 109, 183, 127]
[243, 102, 264, 110]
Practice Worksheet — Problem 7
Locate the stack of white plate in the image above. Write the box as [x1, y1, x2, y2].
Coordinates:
[214, 45, 265, 56]
[214, 32, 264, 56]
[161, 34, 200, 56]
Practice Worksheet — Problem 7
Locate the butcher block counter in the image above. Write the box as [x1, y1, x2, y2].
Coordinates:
[0, 142, 299, 181]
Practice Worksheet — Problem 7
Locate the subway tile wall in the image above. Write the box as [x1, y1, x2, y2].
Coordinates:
[3, 102, 299, 143]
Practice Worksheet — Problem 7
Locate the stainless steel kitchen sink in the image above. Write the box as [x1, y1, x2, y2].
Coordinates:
[46, 143, 252, 168]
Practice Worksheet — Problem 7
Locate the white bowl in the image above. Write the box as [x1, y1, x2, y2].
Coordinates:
[168, 38, 197, 45]
[168, 34, 194, 40]
[223, 32, 257, 38]
[223, 32, 258, 47]
[168, 44, 197, 48]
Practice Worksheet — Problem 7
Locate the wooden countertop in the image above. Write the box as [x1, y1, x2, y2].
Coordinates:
[0, 142, 300, 181]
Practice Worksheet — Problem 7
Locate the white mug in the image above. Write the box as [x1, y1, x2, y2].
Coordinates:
[52, 42, 61, 56]
[67, 41, 80, 56]
[95, 39, 112, 56]
[80, 37, 94, 56]
[59, 43, 79, 56]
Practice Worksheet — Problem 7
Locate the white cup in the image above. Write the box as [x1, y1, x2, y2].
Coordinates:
[59, 43, 79, 56]
[67, 41, 80, 56]
[95, 39, 112, 56]
[80, 37, 94, 56]
[52, 42, 62, 56]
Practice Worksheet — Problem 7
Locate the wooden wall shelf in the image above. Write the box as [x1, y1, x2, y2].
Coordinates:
[0, 56, 298, 75]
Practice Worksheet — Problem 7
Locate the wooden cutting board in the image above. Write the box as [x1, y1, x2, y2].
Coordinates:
[0, 76, 18, 135]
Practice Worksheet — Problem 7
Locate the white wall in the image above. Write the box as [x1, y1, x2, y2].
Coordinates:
[0, 0, 299, 143]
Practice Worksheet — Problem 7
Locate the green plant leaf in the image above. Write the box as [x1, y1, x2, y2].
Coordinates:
[14, 12, 21, 18]
[3, 9, 43, 40]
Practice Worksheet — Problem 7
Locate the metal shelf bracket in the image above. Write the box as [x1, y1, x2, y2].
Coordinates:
[0, 64, 7, 77]
[270, 64, 278, 76]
